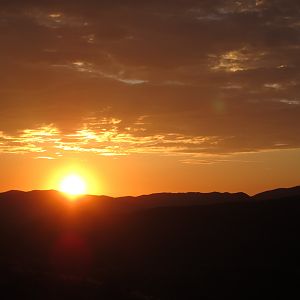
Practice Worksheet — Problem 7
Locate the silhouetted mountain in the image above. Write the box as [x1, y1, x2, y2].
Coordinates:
[116, 191, 250, 208]
[0, 190, 250, 214]
[0, 186, 299, 299]
[253, 185, 300, 200]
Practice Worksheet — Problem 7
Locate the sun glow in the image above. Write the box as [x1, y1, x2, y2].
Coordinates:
[59, 174, 87, 196]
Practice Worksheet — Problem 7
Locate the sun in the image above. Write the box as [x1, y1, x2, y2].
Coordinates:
[59, 174, 87, 196]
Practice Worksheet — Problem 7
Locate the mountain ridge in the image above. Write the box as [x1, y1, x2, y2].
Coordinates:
[0, 185, 299, 299]
[0, 186, 299, 215]
[1, 185, 300, 202]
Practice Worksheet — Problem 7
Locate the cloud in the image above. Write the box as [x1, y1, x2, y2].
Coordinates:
[1, 114, 299, 162]
[0, 125, 60, 154]
[0, 0, 299, 159]
[0, 119, 222, 158]
[210, 47, 269, 72]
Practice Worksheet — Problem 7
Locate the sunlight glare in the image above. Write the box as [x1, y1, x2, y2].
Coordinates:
[59, 174, 87, 196]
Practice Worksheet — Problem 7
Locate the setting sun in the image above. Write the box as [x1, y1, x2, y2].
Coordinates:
[59, 174, 87, 196]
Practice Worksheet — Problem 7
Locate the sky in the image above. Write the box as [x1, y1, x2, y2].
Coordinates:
[0, 0, 299, 196]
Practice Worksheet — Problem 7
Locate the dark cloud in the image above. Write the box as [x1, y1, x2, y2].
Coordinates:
[0, 0, 299, 157]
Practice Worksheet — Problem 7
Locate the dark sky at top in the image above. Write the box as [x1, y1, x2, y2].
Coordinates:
[0, 0, 299, 161]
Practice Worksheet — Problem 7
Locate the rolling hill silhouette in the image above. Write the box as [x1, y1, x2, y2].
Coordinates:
[0, 187, 299, 299]
[253, 185, 300, 200]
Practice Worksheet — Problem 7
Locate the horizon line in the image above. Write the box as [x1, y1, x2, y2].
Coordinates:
[1, 184, 299, 199]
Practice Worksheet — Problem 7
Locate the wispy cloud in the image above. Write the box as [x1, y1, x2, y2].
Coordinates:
[50, 61, 148, 85]
[0, 0, 299, 159]
[0, 119, 221, 159]
[26, 9, 89, 29]
[0, 125, 59, 154]
[210, 47, 268, 72]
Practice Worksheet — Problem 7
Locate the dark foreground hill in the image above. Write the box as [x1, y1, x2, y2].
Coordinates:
[0, 187, 299, 299]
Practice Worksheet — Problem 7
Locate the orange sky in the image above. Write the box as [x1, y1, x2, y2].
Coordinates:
[1, 148, 300, 196]
[0, 0, 299, 195]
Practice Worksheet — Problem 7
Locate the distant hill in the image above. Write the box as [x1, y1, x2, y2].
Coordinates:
[253, 185, 300, 200]
[2, 185, 300, 207]
[0, 189, 250, 210]
[0, 186, 299, 299]
[2, 185, 300, 213]
[0, 189, 251, 217]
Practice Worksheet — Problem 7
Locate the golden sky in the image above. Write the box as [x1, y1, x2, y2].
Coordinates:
[0, 0, 299, 195]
